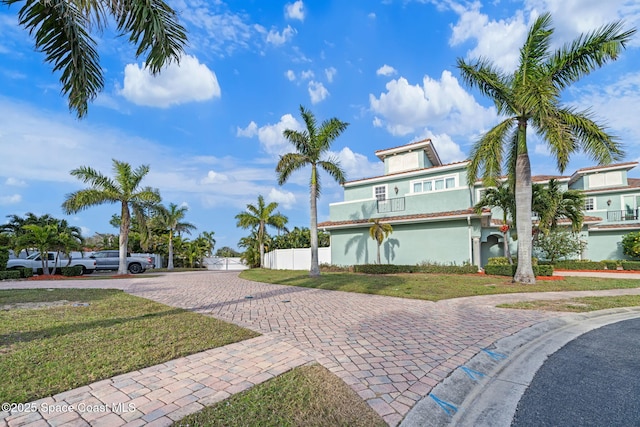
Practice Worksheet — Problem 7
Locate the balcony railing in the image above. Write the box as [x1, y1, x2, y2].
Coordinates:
[606, 209, 640, 222]
[377, 197, 405, 213]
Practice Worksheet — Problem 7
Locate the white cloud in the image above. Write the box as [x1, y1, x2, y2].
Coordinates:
[300, 70, 315, 80]
[376, 64, 397, 76]
[368, 12, 376, 19]
[308, 81, 329, 104]
[201, 170, 230, 184]
[285, 69, 296, 81]
[369, 71, 496, 137]
[534, 143, 551, 156]
[268, 188, 296, 209]
[120, 54, 221, 108]
[266, 25, 296, 45]
[325, 67, 337, 83]
[238, 114, 304, 157]
[0, 194, 21, 205]
[285, 1, 305, 21]
[372, 117, 383, 128]
[5, 177, 26, 186]
[412, 131, 466, 164]
[237, 121, 258, 137]
[331, 147, 384, 181]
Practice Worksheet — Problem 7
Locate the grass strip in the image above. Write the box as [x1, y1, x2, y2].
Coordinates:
[240, 269, 640, 302]
[0, 289, 259, 403]
[497, 295, 640, 312]
[173, 364, 386, 427]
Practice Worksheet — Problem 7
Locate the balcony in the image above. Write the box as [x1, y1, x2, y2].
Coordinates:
[377, 197, 405, 213]
[606, 209, 640, 222]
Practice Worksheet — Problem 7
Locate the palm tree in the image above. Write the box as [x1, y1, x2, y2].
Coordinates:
[276, 105, 349, 277]
[62, 159, 161, 275]
[474, 185, 516, 264]
[533, 179, 585, 234]
[369, 219, 393, 264]
[2, 0, 187, 118]
[155, 203, 196, 270]
[16, 224, 60, 275]
[459, 13, 634, 284]
[235, 195, 288, 268]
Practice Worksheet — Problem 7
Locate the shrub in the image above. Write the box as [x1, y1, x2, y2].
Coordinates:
[487, 257, 510, 265]
[621, 231, 640, 259]
[319, 263, 351, 272]
[19, 268, 33, 278]
[61, 266, 83, 276]
[353, 264, 409, 274]
[601, 260, 621, 270]
[416, 261, 478, 274]
[553, 260, 606, 270]
[483, 264, 553, 277]
[621, 261, 640, 271]
[0, 270, 21, 280]
[0, 247, 8, 271]
[352, 263, 478, 275]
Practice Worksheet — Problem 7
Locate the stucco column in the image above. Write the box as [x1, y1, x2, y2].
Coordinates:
[472, 237, 481, 269]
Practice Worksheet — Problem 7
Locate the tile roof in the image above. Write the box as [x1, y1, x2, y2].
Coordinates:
[490, 216, 602, 226]
[589, 223, 640, 230]
[573, 161, 638, 174]
[374, 138, 431, 154]
[318, 208, 489, 228]
[344, 160, 470, 185]
[531, 175, 570, 182]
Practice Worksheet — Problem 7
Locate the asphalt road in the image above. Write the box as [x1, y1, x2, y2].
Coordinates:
[511, 317, 640, 427]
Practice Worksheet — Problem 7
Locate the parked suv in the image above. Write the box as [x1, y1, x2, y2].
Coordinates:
[89, 250, 154, 274]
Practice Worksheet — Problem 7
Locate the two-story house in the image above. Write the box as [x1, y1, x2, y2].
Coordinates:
[318, 139, 640, 267]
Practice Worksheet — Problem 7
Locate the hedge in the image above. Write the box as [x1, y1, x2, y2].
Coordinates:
[621, 261, 640, 271]
[61, 266, 84, 276]
[0, 270, 21, 280]
[552, 260, 606, 270]
[0, 247, 8, 271]
[353, 264, 478, 274]
[601, 260, 621, 270]
[484, 264, 553, 277]
[19, 268, 33, 278]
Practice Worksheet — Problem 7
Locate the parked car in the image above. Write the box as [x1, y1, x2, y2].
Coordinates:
[89, 250, 155, 274]
[7, 252, 97, 275]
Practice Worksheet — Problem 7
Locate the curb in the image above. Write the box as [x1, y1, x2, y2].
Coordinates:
[400, 307, 640, 426]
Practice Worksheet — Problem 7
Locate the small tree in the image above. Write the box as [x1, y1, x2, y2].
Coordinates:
[533, 229, 586, 263]
[369, 219, 393, 264]
[621, 231, 640, 259]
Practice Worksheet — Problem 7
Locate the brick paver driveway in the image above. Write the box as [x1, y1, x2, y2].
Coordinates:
[6, 271, 639, 426]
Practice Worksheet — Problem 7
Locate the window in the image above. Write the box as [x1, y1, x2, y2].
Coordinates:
[374, 185, 386, 201]
[584, 197, 595, 211]
[411, 175, 457, 194]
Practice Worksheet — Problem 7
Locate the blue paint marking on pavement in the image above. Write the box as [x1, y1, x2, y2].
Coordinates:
[461, 366, 486, 381]
[430, 394, 458, 416]
[482, 348, 508, 360]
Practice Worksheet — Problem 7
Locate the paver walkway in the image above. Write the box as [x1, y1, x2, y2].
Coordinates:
[2, 271, 640, 426]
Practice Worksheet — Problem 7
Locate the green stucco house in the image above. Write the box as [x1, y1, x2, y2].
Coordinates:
[318, 139, 640, 268]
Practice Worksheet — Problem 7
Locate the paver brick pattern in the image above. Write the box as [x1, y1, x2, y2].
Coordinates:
[5, 271, 639, 426]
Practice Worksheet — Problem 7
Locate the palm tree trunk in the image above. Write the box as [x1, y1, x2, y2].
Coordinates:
[259, 242, 265, 268]
[259, 223, 265, 268]
[503, 231, 512, 264]
[119, 202, 130, 275]
[309, 167, 320, 277]
[513, 152, 535, 284]
[168, 231, 174, 270]
[377, 243, 381, 264]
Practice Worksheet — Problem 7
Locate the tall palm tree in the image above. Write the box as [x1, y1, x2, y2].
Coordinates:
[235, 195, 288, 268]
[276, 105, 349, 277]
[474, 185, 516, 264]
[2, 0, 187, 118]
[460, 13, 634, 284]
[533, 179, 585, 234]
[155, 203, 196, 270]
[62, 159, 161, 275]
[16, 224, 60, 275]
[369, 219, 393, 264]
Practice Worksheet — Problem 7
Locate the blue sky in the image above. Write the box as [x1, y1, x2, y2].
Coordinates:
[1, 0, 639, 251]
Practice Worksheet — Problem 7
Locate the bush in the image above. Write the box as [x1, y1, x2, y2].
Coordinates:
[353, 264, 410, 274]
[621, 231, 640, 259]
[487, 257, 510, 265]
[61, 266, 83, 277]
[601, 260, 621, 270]
[0, 247, 8, 271]
[319, 263, 351, 272]
[352, 263, 478, 275]
[416, 262, 478, 274]
[19, 268, 33, 278]
[621, 261, 640, 271]
[553, 260, 606, 270]
[0, 270, 21, 280]
[483, 264, 553, 277]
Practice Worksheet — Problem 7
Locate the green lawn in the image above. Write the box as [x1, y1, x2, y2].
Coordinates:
[497, 295, 640, 312]
[0, 289, 259, 403]
[240, 269, 640, 301]
[173, 364, 386, 427]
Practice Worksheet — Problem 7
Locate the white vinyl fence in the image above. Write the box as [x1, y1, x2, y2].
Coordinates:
[264, 247, 331, 270]
[204, 257, 248, 271]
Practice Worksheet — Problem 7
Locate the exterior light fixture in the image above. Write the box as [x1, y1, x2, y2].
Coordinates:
[394, 186, 399, 195]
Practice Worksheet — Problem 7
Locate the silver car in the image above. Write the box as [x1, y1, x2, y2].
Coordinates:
[90, 250, 154, 274]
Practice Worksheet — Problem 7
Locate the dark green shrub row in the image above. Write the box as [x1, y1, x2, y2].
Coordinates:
[19, 268, 33, 278]
[0, 247, 9, 271]
[353, 264, 478, 274]
[484, 264, 553, 277]
[61, 266, 83, 276]
[0, 270, 21, 280]
[621, 261, 640, 271]
[601, 260, 621, 270]
[487, 257, 538, 266]
[553, 260, 606, 270]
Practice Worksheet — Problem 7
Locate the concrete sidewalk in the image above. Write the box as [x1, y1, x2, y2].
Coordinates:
[2, 271, 639, 426]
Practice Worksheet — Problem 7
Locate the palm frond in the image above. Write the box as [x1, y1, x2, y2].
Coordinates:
[518, 13, 553, 85]
[317, 117, 349, 153]
[298, 105, 317, 143]
[283, 129, 311, 156]
[62, 188, 118, 214]
[466, 118, 515, 186]
[457, 57, 512, 115]
[276, 153, 309, 185]
[319, 158, 346, 185]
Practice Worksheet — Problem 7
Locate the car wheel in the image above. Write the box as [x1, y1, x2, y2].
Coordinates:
[128, 263, 143, 274]
[81, 266, 87, 276]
